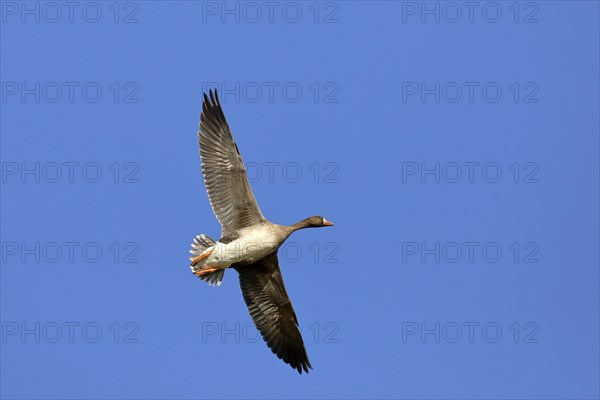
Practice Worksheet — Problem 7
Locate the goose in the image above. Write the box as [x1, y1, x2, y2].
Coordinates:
[189, 89, 333, 374]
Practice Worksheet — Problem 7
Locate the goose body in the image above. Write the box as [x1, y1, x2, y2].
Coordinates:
[192, 222, 285, 270]
[189, 90, 333, 374]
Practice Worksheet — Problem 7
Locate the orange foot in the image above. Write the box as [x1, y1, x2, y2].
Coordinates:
[195, 267, 219, 277]
[190, 247, 215, 265]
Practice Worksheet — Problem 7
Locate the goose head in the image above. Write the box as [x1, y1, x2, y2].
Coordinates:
[292, 216, 334, 231]
[315, 216, 334, 227]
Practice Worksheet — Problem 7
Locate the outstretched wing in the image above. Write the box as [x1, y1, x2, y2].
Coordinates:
[234, 253, 312, 374]
[199, 89, 265, 236]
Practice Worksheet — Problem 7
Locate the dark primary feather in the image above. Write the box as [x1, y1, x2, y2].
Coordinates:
[199, 90, 265, 236]
[234, 253, 312, 374]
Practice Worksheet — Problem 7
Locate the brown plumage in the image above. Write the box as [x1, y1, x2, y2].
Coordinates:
[191, 89, 333, 374]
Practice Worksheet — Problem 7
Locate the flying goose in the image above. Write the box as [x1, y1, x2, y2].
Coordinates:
[190, 89, 334, 374]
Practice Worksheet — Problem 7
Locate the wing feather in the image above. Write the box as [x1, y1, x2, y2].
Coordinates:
[234, 254, 312, 374]
[199, 89, 265, 235]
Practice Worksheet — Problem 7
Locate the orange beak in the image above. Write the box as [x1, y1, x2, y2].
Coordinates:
[323, 218, 334, 226]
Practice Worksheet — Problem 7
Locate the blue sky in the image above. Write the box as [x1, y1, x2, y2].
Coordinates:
[1, 1, 599, 399]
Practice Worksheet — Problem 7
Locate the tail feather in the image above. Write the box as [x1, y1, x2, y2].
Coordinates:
[202, 269, 224, 286]
[189, 234, 224, 287]
[189, 234, 215, 258]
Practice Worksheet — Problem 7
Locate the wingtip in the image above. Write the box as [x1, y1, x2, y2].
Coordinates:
[304, 361, 313, 374]
[213, 88, 221, 106]
[292, 359, 312, 374]
[202, 88, 221, 111]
